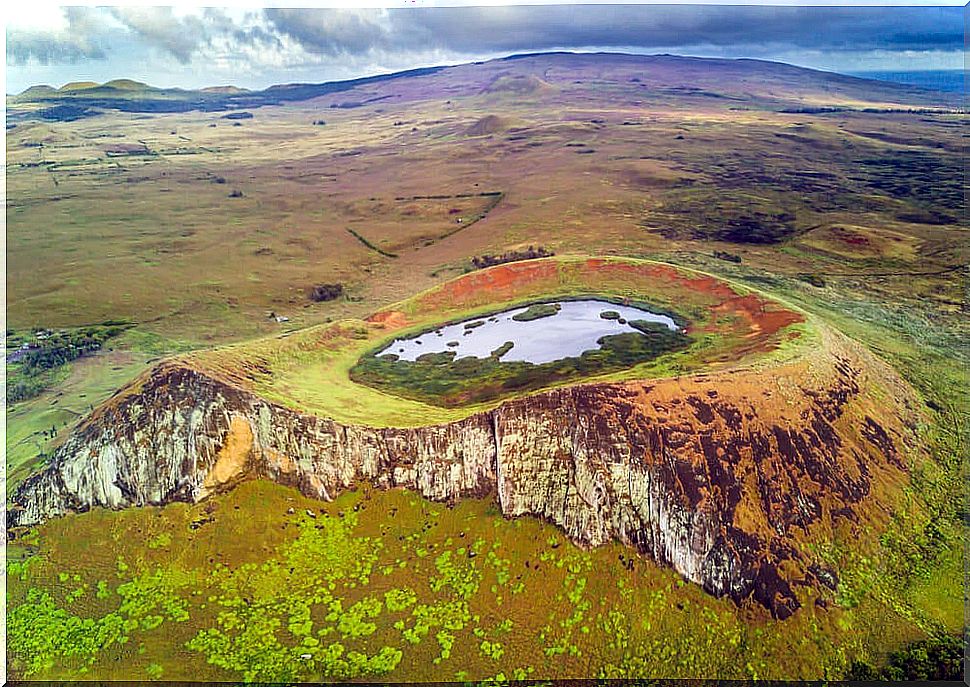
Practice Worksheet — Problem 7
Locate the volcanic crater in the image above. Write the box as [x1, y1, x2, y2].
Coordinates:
[8, 257, 925, 618]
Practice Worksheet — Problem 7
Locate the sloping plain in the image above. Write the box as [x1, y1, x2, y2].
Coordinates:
[5, 53, 967, 682]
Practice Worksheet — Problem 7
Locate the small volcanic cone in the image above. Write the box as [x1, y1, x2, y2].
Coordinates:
[465, 114, 512, 136]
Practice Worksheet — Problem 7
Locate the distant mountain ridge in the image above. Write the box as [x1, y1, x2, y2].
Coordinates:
[200, 85, 251, 94]
[17, 79, 244, 97]
[8, 52, 960, 124]
[7, 64, 447, 121]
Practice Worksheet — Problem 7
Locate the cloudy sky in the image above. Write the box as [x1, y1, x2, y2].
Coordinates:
[4, 3, 964, 93]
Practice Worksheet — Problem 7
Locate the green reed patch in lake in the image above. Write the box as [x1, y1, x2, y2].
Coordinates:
[352, 323, 690, 407]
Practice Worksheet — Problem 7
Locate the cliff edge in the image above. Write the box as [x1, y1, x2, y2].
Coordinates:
[8, 322, 923, 618]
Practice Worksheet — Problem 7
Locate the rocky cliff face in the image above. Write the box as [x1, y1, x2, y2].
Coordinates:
[8, 329, 922, 618]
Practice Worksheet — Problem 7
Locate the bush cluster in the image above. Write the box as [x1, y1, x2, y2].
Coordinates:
[470, 246, 554, 270]
[845, 635, 965, 681]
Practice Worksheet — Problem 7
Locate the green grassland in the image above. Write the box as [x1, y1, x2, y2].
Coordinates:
[7, 479, 957, 683]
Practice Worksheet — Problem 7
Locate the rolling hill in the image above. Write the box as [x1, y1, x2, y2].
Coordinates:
[8, 52, 961, 123]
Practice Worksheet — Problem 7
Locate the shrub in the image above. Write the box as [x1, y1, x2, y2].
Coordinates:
[309, 283, 344, 302]
[797, 273, 826, 288]
[713, 250, 742, 263]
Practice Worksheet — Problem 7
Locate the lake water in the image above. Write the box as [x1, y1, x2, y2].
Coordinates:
[378, 299, 680, 365]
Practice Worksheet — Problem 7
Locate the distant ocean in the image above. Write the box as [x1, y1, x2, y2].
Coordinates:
[847, 70, 964, 94]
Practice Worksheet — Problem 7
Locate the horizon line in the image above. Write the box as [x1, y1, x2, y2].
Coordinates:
[8, 50, 964, 97]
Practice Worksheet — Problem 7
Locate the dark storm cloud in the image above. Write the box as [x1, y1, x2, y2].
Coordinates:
[263, 9, 391, 57]
[265, 5, 963, 57]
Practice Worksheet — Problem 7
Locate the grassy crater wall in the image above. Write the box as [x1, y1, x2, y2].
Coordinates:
[189, 256, 809, 427]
